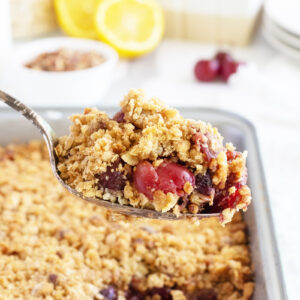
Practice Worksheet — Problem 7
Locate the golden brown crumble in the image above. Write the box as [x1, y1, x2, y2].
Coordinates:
[56, 89, 251, 225]
[0, 141, 253, 299]
[25, 48, 105, 71]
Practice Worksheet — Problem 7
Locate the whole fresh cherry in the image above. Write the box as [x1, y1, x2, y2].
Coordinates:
[214, 51, 240, 81]
[194, 51, 241, 83]
[221, 59, 240, 82]
[194, 59, 220, 82]
[214, 51, 233, 66]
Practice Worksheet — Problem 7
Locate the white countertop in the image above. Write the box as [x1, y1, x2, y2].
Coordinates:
[2, 33, 299, 299]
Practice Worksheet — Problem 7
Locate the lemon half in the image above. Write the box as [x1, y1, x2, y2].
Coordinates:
[55, 0, 100, 39]
[95, 0, 164, 57]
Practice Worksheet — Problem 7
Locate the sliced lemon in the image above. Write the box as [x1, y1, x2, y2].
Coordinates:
[54, 0, 100, 39]
[95, 0, 164, 57]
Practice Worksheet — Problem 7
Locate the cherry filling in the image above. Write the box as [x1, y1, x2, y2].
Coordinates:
[192, 132, 217, 162]
[195, 173, 214, 196]
[226, 149, 241, 161]
[96, 149, 246, 213]
[156, 161, 195, 195]
[134, 160, 246, 212]
[96, 158, 126, 191]
[206, 182, 244, 213]
[126, 286, 172, 300]
[99, 277, 218, 300]
[134, 161, 195, 200]
[219, 182, 243, 209]
[133, 161, 158, 199]
[126, 284, 217, 300]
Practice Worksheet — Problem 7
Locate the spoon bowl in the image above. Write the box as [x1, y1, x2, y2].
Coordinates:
[0, 90, 219, 220]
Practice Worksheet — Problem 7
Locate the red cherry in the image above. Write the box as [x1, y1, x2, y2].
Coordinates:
[156, 161, 195, 194]
[134, 161, 195, 199]
[194, 59, 220, 82]
[227, 183, 243, 208]
[134, 161, 158, 199]
[221, 59, 239, 82]
[226, 150, 241, 161]
[215, 51, 233, 65]
[213, 183, 243, 211]
[214, 51, 240, 81]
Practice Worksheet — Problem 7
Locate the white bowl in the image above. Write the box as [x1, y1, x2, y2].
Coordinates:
[1, 37, 118, 106]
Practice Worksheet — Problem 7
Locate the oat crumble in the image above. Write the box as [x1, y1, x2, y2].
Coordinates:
[55, 89, 252, 225]
[0, 141, 254, 299]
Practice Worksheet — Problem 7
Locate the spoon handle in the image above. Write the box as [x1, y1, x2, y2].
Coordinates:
[0, 90, 57, 153]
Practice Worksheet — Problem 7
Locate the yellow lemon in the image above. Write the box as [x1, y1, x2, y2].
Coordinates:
[95, 0, 164, 57]
[54, 0, 100, 39]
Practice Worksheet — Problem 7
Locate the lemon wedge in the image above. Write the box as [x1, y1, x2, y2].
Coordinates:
[54, 0, 100, 39]
[95, 0, 164, 57]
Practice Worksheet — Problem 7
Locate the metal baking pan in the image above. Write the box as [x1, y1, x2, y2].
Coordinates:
[0, 106, 287, 300]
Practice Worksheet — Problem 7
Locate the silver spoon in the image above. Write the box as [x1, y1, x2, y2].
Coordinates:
[0, 90, 219, 220]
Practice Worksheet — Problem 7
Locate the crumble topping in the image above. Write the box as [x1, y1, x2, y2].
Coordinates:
[0, 141, 254, 299]
[55, 89, 252, 224]
[25, 48, 105, 72]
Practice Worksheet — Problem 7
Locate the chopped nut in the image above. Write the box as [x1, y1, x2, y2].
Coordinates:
[183, 181, 193, 194]
[153, 191, 178, 212]
[188, 203, 199, 214]
[25, 48, 105, 71]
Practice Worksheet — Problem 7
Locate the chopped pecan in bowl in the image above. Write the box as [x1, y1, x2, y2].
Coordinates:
[25, 48, 105, 71]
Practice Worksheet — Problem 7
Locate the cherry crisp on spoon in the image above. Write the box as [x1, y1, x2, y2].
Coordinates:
[55, 89, 251, 225]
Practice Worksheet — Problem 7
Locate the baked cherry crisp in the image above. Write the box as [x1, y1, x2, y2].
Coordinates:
[0, 141, 254, 299]
[55, 89, 251, 225]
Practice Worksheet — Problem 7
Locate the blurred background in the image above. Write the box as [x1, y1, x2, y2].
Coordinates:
[0, 0, 299, 298]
